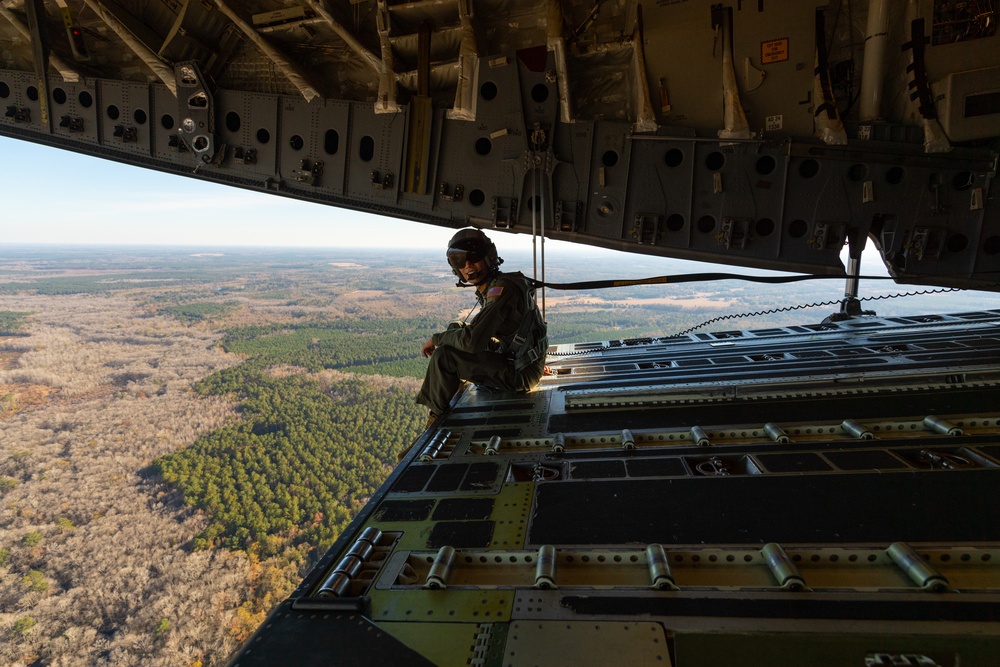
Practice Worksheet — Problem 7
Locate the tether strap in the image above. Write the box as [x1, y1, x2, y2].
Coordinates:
[524, 272, 900, 291]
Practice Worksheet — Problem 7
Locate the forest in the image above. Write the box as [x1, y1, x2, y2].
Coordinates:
[155, 370, 423, 558]
[1, 245, 990, 667]
[0, 311, 29, 335]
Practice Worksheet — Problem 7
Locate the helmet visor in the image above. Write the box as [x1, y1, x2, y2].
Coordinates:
[446, 245, 485, 270]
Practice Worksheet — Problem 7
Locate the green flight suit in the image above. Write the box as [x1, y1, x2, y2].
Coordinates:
[417, 271, 547, 415]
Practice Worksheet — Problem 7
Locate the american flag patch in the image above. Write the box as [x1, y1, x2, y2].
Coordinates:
[487, 286, 504, 298]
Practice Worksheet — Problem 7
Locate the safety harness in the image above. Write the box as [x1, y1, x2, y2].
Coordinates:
[499, 272, 548, 371]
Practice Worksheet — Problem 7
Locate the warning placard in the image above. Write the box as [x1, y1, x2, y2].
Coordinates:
[760, 38, 789, 64]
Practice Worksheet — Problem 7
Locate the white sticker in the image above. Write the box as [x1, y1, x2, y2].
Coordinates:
[766, 114, 783, 131]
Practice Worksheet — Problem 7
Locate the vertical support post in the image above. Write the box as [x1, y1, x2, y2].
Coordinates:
[844, 254, 861, 305]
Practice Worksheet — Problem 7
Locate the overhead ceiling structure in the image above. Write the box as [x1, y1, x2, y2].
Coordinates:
[1, 1, 998, 290]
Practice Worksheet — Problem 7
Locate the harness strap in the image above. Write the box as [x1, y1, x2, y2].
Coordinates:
[504, 273, 547, 370]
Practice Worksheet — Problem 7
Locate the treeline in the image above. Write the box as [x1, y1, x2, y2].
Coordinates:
[162, 301, 239, 324]
[0, 311, 30, 334]
[219, 319, 434, 377]
[0, 273, 206, 295]
[154, 371, 424, 558]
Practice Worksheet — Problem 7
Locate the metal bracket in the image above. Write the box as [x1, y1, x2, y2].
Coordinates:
[174, 61, 215, 164]
[632, 213, 661, 245]
[492, 197, 518, 228]
[554, 200, 581, 232]
[113, 125, 137, 142]
[232, 146, 257, 165]
[4, 106, 31, 123]
[371, 170, 394, 189]
[295, 159, 324, 186]
[438, 182, 464, 202]
[59, 115, 84, 132]
[808, 221, 845, 250]
[909, 226, 945, 261]
[718, 217, 751, 249]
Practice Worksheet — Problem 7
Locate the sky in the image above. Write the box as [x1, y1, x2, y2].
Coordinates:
[0, 134, 467, 250]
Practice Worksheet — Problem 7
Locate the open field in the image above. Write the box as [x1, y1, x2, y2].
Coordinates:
[0, 292, 247, 666]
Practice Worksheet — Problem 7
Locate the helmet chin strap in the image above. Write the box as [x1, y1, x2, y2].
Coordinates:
[455, 266, 497, 288]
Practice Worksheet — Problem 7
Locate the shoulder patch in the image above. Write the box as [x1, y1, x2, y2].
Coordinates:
[487, 286, 504, 298]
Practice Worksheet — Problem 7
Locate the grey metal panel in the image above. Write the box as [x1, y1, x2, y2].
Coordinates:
[434, 59, 534, 225]
[48, 79, 99, 146]
[810, 172, 852, 230]
[345, 106, 406, 207]
[877, 166, 998, 281]
[469, 58, 529, 212]
[975, 174, 1000, 277]
[310, 100, 352, 197]
[434, 117, 507, 224]
[932, 66, 1000, 143]
[661, 141, 697, 248]
[780, 156, 845, 265]
[743, 148, 790, 259]
[640, 0, 723, 131]
[246, 93, 280, 179]
[277, 96, 329, 190]
[622, 138, 671, 246]
[211, 90, 279, 180]
[211, 90, 269, 180]
[687, 142, 733, 253]
[517, 54, 559, 137]
[151, 84, 181, 163]
[840, 154, 1000, 283]
[476, 58, 529, 145]
[95, 80, 152, 157]
[432, 117, 477, 218]
[732, 0, 822, 137]
[0, 70, 47, 133]
[585, 121, 632, 240]
[623, 139, 794, 262]
[549, 121, 594, 233]
[512, 54, 561, 229]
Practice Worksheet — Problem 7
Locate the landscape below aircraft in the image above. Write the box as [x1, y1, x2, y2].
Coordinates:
[2, 1, 999, 664]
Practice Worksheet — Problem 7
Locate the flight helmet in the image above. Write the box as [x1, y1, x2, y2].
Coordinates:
[446, 228, 503, 285]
